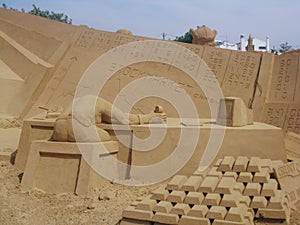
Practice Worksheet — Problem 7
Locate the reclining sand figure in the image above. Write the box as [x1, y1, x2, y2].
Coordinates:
[51, 95, 167, 142]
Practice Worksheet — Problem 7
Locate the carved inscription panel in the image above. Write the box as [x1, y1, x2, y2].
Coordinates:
[268, 51, 299, 102]
[284, 104, 300, 134]
[202, 47, 230, 84]
[222, 51, 261, 103]
[261, 103, 288, 128]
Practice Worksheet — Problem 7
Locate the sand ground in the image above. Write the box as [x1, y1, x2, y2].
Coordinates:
[1, 159, 300, 225]
[0, 159, 162, 225]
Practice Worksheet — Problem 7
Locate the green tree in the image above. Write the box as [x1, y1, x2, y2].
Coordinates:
[174, 31, 193, 43]
[278, 42, 293, 53]
[271, 42, 294, 55]
[28, 4, 72, 24]
[1, 3, 72, 24]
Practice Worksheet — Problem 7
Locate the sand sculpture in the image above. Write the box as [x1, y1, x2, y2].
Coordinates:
[51, 95, 166, 142]
[0, 8, 299, 224]
[190, 25, 217, 46]
[284, 132, 300, 160]
[116, 29, 133, 35]
[217, 97, 254, 127]
[1, 8, 299, 136]
[121, 156, 291, 225]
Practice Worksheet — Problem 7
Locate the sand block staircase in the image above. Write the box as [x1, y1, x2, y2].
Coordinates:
[120, 156, 291, 225]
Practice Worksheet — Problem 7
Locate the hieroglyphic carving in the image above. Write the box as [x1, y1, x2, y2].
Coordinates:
[261, 103, 288, 128]
[172, 46, 201, 78]
[181, 44, 204, 58]
[202, 47, 230, 84]
[75, 29, 138, 53]
[284, 104, 300, 134]
[275, 161, 300, 178]
[222, 51, 261, 103]
[268, 51, 299, 102]
[101, 63, 206, 101]
[91, 32, 137, 51]
[149, 41, 179, 64]
[274, 161, 300, 205]
[99, 60, 208, 118]
[75, 30, 95, 49]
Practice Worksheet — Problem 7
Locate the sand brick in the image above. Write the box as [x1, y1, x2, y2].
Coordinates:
[215, 177, 236, 194]
[214, 159, 223, 167]
[151, 187, 169, 201]
[202, 193, 221, 206]
[153, 212, 179, 224]
[207, 167, 223, 179]
[267, 190, 288, 210]
[256, 207, 289, 220]
[136, 199, 157, 211]
[218, 156, 235, 171]
[225, 205, 248, 222]
[184, 192, 204, 205]
[206, 206, 227, 219]
[187, 205, 209, 218]
[170, 203, 190, 215]
[179, 216, 211, 225]
[247, 157, 261, 172]
[239, 196, 251, 207]
[243, 183, 261, 196]
[120, 218, 152, 225]
[131, 201, 139, 207]
[179, 216, 210, 225]
[250, 196, 267, 208]
[233, 156, 249, 172]
[260, 158, 272, 172]
[181, 176, 203, 192]
[122, 206, 154, 221]
[167, 175, 188, 191]
[271, 160, 284, 169]
[198, 176, 220, 193]
[220, 192, 241, 207]
[252, 168, 270, 183]
[237, 172, 253, 183]
[153, 201, 173, 213]
[0, 152, 13, 161]
[244, 210, 255, 225]
[224, 172, 238, 180]
[167, 191, 186, 203]
[212, 220, 245, 225]
[233, 182, 245, 193]
[247, 208, 255, 217]
[136, 196, 146, 201]
[193, 168, 210, 178]
[261, 179, 278, 197]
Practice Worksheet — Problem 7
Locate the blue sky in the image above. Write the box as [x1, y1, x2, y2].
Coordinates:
[2, 0, 300, 48]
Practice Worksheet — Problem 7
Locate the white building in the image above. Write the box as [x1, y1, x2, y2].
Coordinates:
[215, 40, 237, 50]
[215, 35, 270, 52]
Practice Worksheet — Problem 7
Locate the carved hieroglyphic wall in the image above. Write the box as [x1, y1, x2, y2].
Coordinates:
[0, 8, 299, 134]
[260, 51, 300, 134]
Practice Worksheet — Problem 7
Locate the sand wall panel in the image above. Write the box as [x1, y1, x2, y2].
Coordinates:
[268, 51, 299, 103]
[221, 51, 261, 106]
[0, 8, 75, 42]
[0, 19, 63, 62]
